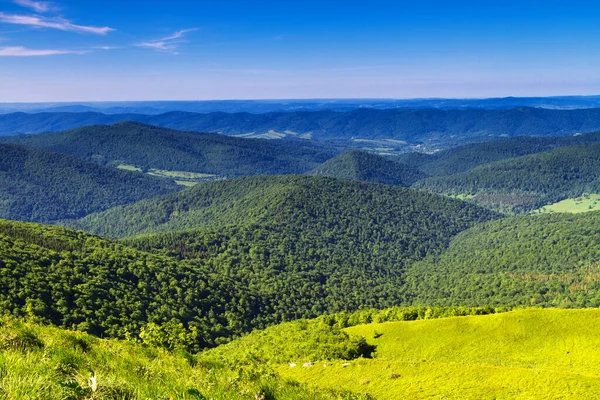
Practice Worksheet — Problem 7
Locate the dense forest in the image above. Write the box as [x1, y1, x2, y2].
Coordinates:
[405, 212, 600, 307]
[0, 219, 264, 348]
[395, 131, 600, 176]
[307, 150, 427, 186]
[413, 144, 600, 212]
[0, 143, 180, 222]
[3, 107, 600, 142]
[68, 176, 497, 324]
[4, 174, 600, 360]
[68, 175, 497, 238]
[0, 180, 495, 348]
[3, 122, 337, 177]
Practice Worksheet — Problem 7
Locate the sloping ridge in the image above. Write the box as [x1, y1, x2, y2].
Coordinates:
[404, 211, 600, 307]
[2, 121, 337, 177]
[68, 174, 498, 238]
[0, 142, 179, 222]
[308, 150, 428, 186]
[413, 143, 600, 212]
[395, 131, 600, 177]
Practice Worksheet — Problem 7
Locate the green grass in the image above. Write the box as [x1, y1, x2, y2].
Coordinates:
[449, 193, 475, 201]
[116, 164, 142, 172]
[280, 309, 600, 399]
[6, 308, 600, 398]
[535, 193, 600, 214]
[0, 317, 369, 399]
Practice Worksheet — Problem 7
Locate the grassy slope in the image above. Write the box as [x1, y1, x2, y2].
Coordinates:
[536, 193, 600, 214]
[307, 150, 427, 186]
[0, 317, 368, 400]
[281, 309, 600, 399]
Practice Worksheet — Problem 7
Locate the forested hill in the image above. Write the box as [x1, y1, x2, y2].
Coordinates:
[413, 144, 600, 213]
[395, 131, 600, 176]
[3, 107, 600, 141]
[2, 122, 337, 177]
[113, 176, 497, 322]
[0, 176, 496, 346]
[0, 218, 262, 347]
[307, 150, 427, 186]
[69, 175, 498, 238]
[404, 212, 600, 308]
[0, 143, 180, 223]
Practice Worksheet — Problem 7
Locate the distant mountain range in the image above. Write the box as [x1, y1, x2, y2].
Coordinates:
[3, 108, 600, 148]
[2, 96, 600, 115]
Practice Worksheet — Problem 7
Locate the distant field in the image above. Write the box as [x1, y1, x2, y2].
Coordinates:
[535, 194, 600, 214]
[280, 309, 600, 399]
[146, 168, 218, 180]
[117, 164, 220, 185]
[451, 193, 475, 200]
[116, 164, 142, 172]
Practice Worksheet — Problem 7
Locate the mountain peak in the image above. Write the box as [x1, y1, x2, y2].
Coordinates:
[307, 150, 428, 186]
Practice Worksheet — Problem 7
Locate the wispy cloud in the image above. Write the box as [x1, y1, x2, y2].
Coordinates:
[95, 45, 121, 50]
[136, 28, 197, 53]
[0, 13, 113, 35]
[0, 45, 85, 56]
[13, 0, 54, 13]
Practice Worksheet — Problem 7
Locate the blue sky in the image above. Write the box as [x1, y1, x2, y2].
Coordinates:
[1, 0, 600, 101]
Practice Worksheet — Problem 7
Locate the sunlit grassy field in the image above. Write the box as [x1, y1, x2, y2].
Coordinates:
[535, 194, 600, 214]
[280, 309, 600, 399]
[0, 317, 364, 400]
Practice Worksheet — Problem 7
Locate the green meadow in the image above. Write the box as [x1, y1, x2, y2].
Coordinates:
[536, 193, 600, 214]
[280, 309, 600, 399]
[0, 317, 368, 400]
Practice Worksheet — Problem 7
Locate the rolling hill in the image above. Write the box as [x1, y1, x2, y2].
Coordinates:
[0, 173, 497, 346]
[68, 175, 496, 238]
[3, 107, 600, 143]
[307, 150, 427, 186]
[68, 176, 497, 322]
[0, 143, 180, 222]
[2, 122, 337, 178]
[404, 212, 600, 307]
[0, 218, 262, 347]
[413, 143, 600, 212]
[394, 130, 600, 176]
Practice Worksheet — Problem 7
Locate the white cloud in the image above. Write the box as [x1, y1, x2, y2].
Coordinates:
[14, 0, 53, 13]
[0, 45, 85, 56]
[95, 45, 120, 50]
[0, 13, 113, 35]
[136, 28, 197, 52]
